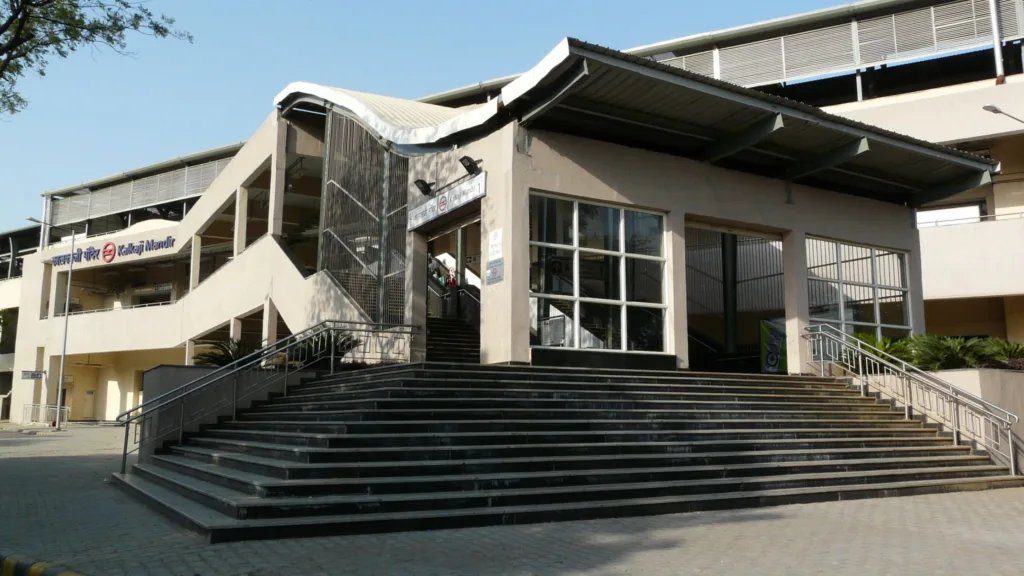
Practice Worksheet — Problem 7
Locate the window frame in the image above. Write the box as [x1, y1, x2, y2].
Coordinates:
[529, 192, 668, 354]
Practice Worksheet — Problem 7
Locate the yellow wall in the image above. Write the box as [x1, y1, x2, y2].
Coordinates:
[924, 297, 1007, 339]
[1003, 296, 1024, 343]
[61, 348, 185, 421]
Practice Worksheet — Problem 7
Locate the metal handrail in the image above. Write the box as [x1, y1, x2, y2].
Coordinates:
[917, 210, 1024, 228]
[804, 324, 1018, 474]
[55, 299, 175, 317]
[117, 320, 418, 473]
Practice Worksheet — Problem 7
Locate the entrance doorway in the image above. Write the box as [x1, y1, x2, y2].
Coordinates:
[426, 219, 481, 327]
[685, 226, 786, 373]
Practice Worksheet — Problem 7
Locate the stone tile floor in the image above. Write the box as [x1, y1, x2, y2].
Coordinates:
[1, 424, 1023, 575]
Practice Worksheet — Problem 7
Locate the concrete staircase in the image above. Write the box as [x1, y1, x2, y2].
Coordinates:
[111, 364, 1024, 542]
[425, 318, 480, 363]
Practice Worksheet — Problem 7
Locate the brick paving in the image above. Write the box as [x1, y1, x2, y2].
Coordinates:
[1, 424, 1023, 575]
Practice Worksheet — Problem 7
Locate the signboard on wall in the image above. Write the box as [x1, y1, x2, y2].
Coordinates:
[21, 370, 45, 381]
[408, 172, 487, 230]
[50, 235, 177, 268]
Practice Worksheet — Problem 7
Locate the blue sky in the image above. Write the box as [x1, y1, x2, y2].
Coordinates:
[0, 0, 841, 232]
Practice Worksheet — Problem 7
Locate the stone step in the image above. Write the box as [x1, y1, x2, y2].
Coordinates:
[238, 408, 906, 423]
[170, 443, 976, 480]
[129, 462, 1011, 521]
[151, 452, 995, 498]
[213, 418, 928, 436]
[110, 470, 1024, 543]
[197, 426, 941, 449]
[185, 435, 959, 464]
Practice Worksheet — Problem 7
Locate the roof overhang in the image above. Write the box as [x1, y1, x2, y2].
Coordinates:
[276, 37, 997, 206]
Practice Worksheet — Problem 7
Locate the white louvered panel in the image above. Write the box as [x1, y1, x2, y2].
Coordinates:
[973, 0, 994, 36]
[660, 55, 686, 69]
[719, 38, 784, 86]
[216, 157, 232, 173]
[50, 198, 71, 226]
[185, 164, 206, 196]
[196, 161, 220, 195]
[893, 7, 937, 56]
[998, 0, 1021, 38]
[858, 15, 898, 65]
[107, 182, 132, 213]
[934, 1, 983, 49]
[69, 194, 90, 223]
[783, 23, 855, 80]
[157, 167, 186, 201]
[683, 51, 715, 77]
[88, 188, 111, 218]
[131, 175, 159, 208]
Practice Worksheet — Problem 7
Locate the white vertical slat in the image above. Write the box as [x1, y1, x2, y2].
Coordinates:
[782, 22, 856, 81]
[998, 0, 1021, 38]
[894, 7, 936, 56]
[719, 37, 785, 86]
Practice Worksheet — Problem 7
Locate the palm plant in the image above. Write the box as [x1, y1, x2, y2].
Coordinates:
[193, 339, 262, 367]
[852, 332, 912, 363]
[982, 338, 1024, 370]
[906, 335, 994, 371]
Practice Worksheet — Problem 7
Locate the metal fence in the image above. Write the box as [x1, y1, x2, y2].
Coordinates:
[116, 320, 418, 473]
[21, 404, 70, 427]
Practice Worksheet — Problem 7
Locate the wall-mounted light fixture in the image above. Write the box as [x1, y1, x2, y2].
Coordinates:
[459, 156, 481, 176]
[414, 179, 434, 195]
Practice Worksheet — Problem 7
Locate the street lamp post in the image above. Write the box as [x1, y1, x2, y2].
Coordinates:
[28, 217, 75, 431]
[983, 104, 1024, 126]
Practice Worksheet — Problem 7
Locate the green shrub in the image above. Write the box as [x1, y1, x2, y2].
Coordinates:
[192, 339, 262, 367]
[906, 334, 994, 371]
[852, 332, 913, 362]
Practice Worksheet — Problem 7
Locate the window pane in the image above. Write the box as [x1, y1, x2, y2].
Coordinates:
[916, 204, 981, 227]
[806, 238, 838, 281]
[627, 307, 664, 352]
[578, 253, 620, 300]
[843, 284, 876, 324]
[579, 302, 621, 350]
[530, 246, 573, 296]
[878, 289, 909, 327]
[626, 258, 663, 304]
[808, 280, 841, 320]
[625, 211, 663, 256]
[578, 203, 620, 251]
[840, 244, 873, 285]
[529, 195, 573, 245]
[875, 251, 906, 289]
[530, 297, 575, 347]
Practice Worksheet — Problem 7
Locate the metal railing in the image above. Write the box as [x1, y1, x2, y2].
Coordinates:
[917, 211, 1024, 228]
[115, 320, 418, 474]
[22, 404, 70, 427]
[805, 324, 1019, 474]
[55, 299, 176, 318]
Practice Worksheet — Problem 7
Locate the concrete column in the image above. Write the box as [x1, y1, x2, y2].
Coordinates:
[261, 299, 278, 347]
[184, 340, 196, 366]
[404, 230, 428, 362]
[228, 318, 243, 341]
[666, 213, 688, 369]
[906, 237, 926, 336]
[782, 229, 811, 375]
[722, 233, 738, 354]
[234, 187, 249, 257]
[268, 112, 288, 238]
[189, 235, 202, 291]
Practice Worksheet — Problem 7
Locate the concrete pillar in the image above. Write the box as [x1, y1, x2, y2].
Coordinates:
[404, 231, 428, 362]
[906, 238, 926, 336]
[262, 299, 278, 347]
[666, 213, 689, 369]
[184, 340, 196, 366]
[268, 112, 288, 238]
[228, 318, 243, 341]
[189, 235, 202, 291]
[234, 187, 249, 257]
[722, 233, 738, 354]
[782, 229, 811, 375]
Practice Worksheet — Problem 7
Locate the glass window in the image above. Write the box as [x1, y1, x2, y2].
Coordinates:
[530, 246, 573, 296]
[578, 253, 620, 300]
[625, 259, 663, 304]
[529, 195, 573, 245]
[579, 302, 621, 350]
[807, 237, 912, 340]
[625, 210, 663, 256]
[578, 203, 620, 252]
[627, 307, 664, 352]
[529, 194, 666, 353]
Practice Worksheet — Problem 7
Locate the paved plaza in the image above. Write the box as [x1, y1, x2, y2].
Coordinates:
[1, 424, 1024, 576]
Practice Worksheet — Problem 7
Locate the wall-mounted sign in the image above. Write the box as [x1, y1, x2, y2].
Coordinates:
[21, 370, 45, 381]
[486, 257, 504, 285]
[408, 172, 486, 230]
[51, 235, 176, 267]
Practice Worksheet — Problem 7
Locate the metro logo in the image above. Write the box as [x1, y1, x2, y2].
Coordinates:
[101, 242, 116, 263]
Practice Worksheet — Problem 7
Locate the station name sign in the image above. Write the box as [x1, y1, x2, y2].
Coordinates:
[408, 172, 486, 230]
[51, 235, 177, 267]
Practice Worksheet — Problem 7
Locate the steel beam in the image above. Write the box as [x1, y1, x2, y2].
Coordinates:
[703, 114, 784, 163]
[785, 137, 869, 181]
[911, 170, 993, 208]
[521, 59, 590, 127]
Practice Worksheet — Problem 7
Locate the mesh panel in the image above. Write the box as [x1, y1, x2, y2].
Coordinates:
[320, 112, 408, 324]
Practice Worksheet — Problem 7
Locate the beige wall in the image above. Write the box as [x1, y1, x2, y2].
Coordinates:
[0, 278, 21, 311]
[990, 135, 1024, 216]
[825, 75, 1024, 145]
[937, 369, 1024, 449]
[920, 217, 1024, 300]
[1004, 296, 1024, 342]
[925, 297, 1007, 339]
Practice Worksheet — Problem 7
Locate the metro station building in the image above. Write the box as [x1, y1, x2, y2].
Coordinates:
[0, 0, 1015, 423]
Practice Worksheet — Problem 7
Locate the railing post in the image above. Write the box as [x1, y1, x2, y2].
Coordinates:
[330, 329, 336, 375]
[904, 375, 914, 419]
[121, 422, 130, 474]
[284, 354, 290, 398]
[178, 401, 185, 444]
[232, 374, 238, 420]
[952, 398, 961, 446]
[1009, 430, 1017, 475]
[858, 352, 867, 396]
